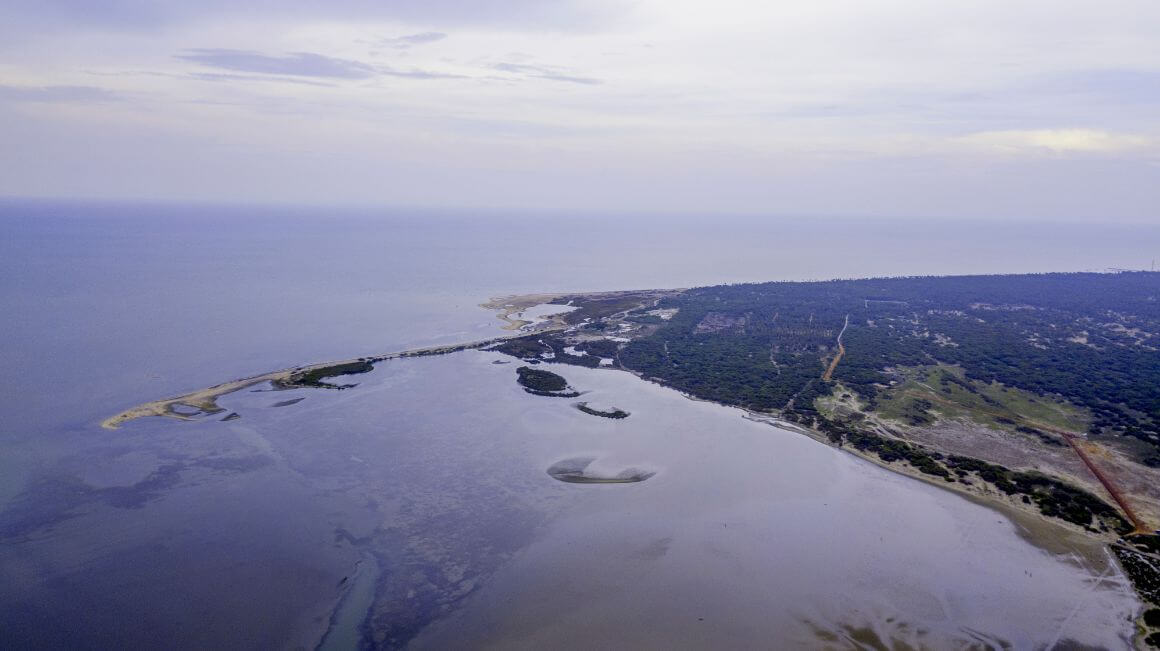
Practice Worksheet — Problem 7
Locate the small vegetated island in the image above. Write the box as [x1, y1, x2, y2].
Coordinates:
[515, 366, 580, 397]
[575, 402, 630, 419]
[104, 273, 1160, 633]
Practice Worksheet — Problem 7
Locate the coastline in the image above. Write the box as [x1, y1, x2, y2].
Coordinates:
[479, 294, 567, 330]
[615, 362, 1130, 549]
[101, 337, 541, 429]
[105, 289, 664, 429]
[100, 310, 583, 430]
[99, 289, 1143, 541]
[98, 288, 1156, 636]
[104, 319, 1135, 548]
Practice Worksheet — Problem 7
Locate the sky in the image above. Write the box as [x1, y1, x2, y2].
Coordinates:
[1, 0, 1158, 220]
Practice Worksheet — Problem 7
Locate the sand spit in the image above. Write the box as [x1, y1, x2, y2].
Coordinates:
[100, 336, 556, 430]
[480, 293, 569, 331]
[104, 289, 659, 430]
[481, 288, 683, 331]
[101, 370, 292, 429]
[103, 289, 676, 430]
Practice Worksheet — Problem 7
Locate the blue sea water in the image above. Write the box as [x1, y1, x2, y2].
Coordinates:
[4, 199, 1155, 441]
[0, 198, 1155, 648]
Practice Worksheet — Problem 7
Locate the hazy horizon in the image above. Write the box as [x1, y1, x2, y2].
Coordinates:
[2, 1, 1159, 221]
[3, 195, 1158, 227]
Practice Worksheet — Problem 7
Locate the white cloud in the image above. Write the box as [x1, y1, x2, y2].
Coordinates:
[2, 0, 1160, 218]
[958, 129, 1153, 154]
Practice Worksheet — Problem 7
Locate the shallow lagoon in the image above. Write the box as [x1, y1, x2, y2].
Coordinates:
[40, 350, 1133, 648]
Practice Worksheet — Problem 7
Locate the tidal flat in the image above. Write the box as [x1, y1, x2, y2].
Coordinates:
[30, 350, 1137, 648]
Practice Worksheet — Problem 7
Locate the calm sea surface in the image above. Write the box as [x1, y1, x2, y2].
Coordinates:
[1, 199, 1155, 648]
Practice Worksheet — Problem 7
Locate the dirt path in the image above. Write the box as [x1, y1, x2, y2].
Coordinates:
[1060, 432, 1149, 534]
[821, 314, 849, 381]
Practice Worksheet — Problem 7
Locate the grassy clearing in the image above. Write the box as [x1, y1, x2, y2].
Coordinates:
[873, 364, 1090, 434]
[815, 383, 866, 421]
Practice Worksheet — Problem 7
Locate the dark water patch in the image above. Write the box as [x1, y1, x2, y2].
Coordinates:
[100, 463, 185, 508]
[801, 618, 1013, 650]
[0, 474, 101, 540]
[364, 502, 546, 649]
[193, 455, 274, 473]
[1113, 545, 1160, 605]
[0, 456, 273, 540]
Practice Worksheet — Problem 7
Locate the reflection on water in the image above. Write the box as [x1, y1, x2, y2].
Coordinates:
[0, 350, 1142, 648]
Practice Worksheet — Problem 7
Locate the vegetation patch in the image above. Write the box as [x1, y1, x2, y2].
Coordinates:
[946, 457, 1130, 533]
[495, 334, 621, 369]
[494, 337, 553, 360]
[283, 360, 374, 389]
[575, 402, 629, 419]
[1130, 533, 1160, 555]
[874, 365, 1089, 434]
[1112, 545, 1160, 606]
[574, 339, 621, 358]
[618, 273, 1160, 463]
[818, 418, 951, 480]
[554, 294, 661, 324]
[516, 366, 579, 397]
[815, 415, 1131, 534]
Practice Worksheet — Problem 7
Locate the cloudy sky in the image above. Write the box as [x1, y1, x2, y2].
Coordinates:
[1, 0, 1158, 220]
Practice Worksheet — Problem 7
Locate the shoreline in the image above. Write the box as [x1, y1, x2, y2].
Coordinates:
[90, 280, 1160, 645]
[479, 293, 567, 330]
[101, 332, 563, 429]
[618, 364, 1131, 549]
[102, 296, 1143, 546]
[98, 310, 1152, 632]
[104, 289, 663, 429]
[743, 410, 1126, 549]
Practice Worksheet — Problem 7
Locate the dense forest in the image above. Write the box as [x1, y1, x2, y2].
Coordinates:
[618, 272, 1160, 465]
